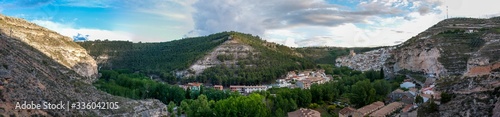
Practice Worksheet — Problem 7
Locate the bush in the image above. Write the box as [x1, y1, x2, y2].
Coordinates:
[309, 103, 320, 109]
[440, 92, 454, 103]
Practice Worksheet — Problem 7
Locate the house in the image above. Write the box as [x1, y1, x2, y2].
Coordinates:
[297, 77, 328, 89]
[369, 102, 403, 117]
[402, 104, 414, 113]
[339, 107, 362, 117]
[421, 91, 441, 103]
[408, 88, 418, 96]
[230, 85, 267, 94]
[288, 108, 321, 117]
[186, 82, 202, 90]
[424, 78, 436, 87]
[296, 80, 312, 89]
[275, 79, 291, 88]
[357, 101, 385, 116]
[387, 89, 415, 104]
[400, 82, 416, 89]
[401, 93, 415, 105]
[213, 85, 223, 90]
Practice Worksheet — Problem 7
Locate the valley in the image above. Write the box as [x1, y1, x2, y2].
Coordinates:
[1, 12, 500, 117]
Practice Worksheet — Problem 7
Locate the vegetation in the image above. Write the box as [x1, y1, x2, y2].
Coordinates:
[440, 92, 454, 104]
[79, 32, 229, 83]
[436, 29, 486, 75]
[94, 65, 403, 117]
[80, 32, 315, 85]
[94, 70, 238, 104]
[182, 32, 316, 85]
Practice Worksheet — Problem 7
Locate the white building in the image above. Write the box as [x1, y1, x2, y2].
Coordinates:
[230, 85, 267, 94]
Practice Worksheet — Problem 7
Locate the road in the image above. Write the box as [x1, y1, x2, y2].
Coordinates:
[406, 75, 424, 86]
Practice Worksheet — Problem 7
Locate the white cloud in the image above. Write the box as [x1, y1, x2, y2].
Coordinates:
[31, 20, 133, 41]
[442, 0, 500, 18]
[259, 0, 500, 47]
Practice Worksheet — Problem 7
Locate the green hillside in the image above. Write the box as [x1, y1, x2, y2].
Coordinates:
[190, 32, 315, 85]
[78, 32, 228, 79]
[78, 31, 315, 85]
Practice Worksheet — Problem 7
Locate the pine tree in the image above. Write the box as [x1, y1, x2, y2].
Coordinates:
[380, 67, 385, 79]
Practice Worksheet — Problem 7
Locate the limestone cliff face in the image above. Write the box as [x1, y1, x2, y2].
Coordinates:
[335, 47, 394, 71]
[180, 36, 258, 77]
[0, 23, 167, 116]
[336, 17, 500, 78]
[0, 14, 97, 83]
[335, 17, 500, 116]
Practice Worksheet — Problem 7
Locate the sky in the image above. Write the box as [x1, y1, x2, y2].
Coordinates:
[1, 0, 499, 47]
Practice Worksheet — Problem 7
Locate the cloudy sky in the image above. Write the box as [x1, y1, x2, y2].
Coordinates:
[1, 0, 499, 47]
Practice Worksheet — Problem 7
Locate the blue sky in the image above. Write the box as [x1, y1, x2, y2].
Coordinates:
[1, 0, 499, 47]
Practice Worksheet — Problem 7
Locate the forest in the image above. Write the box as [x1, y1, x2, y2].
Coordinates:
[95, 66, 403, 117]
[184, 32, 315, 86]
[78, 32, 229, 79]
[79, 31, 315, 85]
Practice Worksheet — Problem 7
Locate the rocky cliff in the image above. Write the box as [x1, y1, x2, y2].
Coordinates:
[0, 14, 167, 116]
[180, 36, 259, 77]
[336, 17, 500, 78]
[335, 47, 394, 71]
[0, 14, 97, 83]
[335, 17, 500, 116]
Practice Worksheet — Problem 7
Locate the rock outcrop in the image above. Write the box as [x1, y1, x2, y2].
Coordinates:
[0, 14, 167, 116]
[336, 17, 500, 78]
[335, 47, 394, 71]
[180, 36, 258, 77]
[335, 17, 500, 116]
[0, 14, 97, 83]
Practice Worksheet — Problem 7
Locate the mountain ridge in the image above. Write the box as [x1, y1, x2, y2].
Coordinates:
[0, 14, 97, 83]
[0, 14, 168, 116]
[335, 17, 500, 116]
[79, 31, 315, 85]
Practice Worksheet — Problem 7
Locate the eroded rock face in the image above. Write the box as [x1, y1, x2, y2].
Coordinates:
[436, 70, 500, 117]
[464, 34, 500, 77]
[337, 17, 500, 78]
[0, 29, 167, 117]
[0, 14, 166, 116]
[390, 46, 447, 77]
[335, 47, 394, 71]
[180, 37, 258, 77]
[0, 14, 97, 83]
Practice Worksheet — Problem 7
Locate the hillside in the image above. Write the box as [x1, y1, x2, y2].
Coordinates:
[0, 14, 167, 116]
[183, 32, 315, 85]
[335, 17, 500, 116]
[0, 15, 97, 83]
[78, 31, 314, 85]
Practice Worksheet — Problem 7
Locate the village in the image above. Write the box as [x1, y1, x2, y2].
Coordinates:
[339, 73, 441, 117]
[179, 69, 332, 94]
[177, 69, 442, 117]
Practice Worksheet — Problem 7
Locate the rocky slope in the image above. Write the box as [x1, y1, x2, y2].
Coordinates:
[336, 17, 500, 77]
[335, 17, 500, 116]
[436, 69, 500, 116]
[335, 47, 394, 71]
[0, 15, 167, 116]
[181, 35, 258, 77]
[0, 14, 97, 83]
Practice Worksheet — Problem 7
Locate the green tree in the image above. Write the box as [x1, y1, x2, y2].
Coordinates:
[440, 92, 453, 104]
[380, 67, 384, 79]
[275, 108, 285, 117]
[168, 101, 176, 116]
[350, 80, 376, 106]
[327, 105, 337, 114]
[415, 95, 424, 104]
